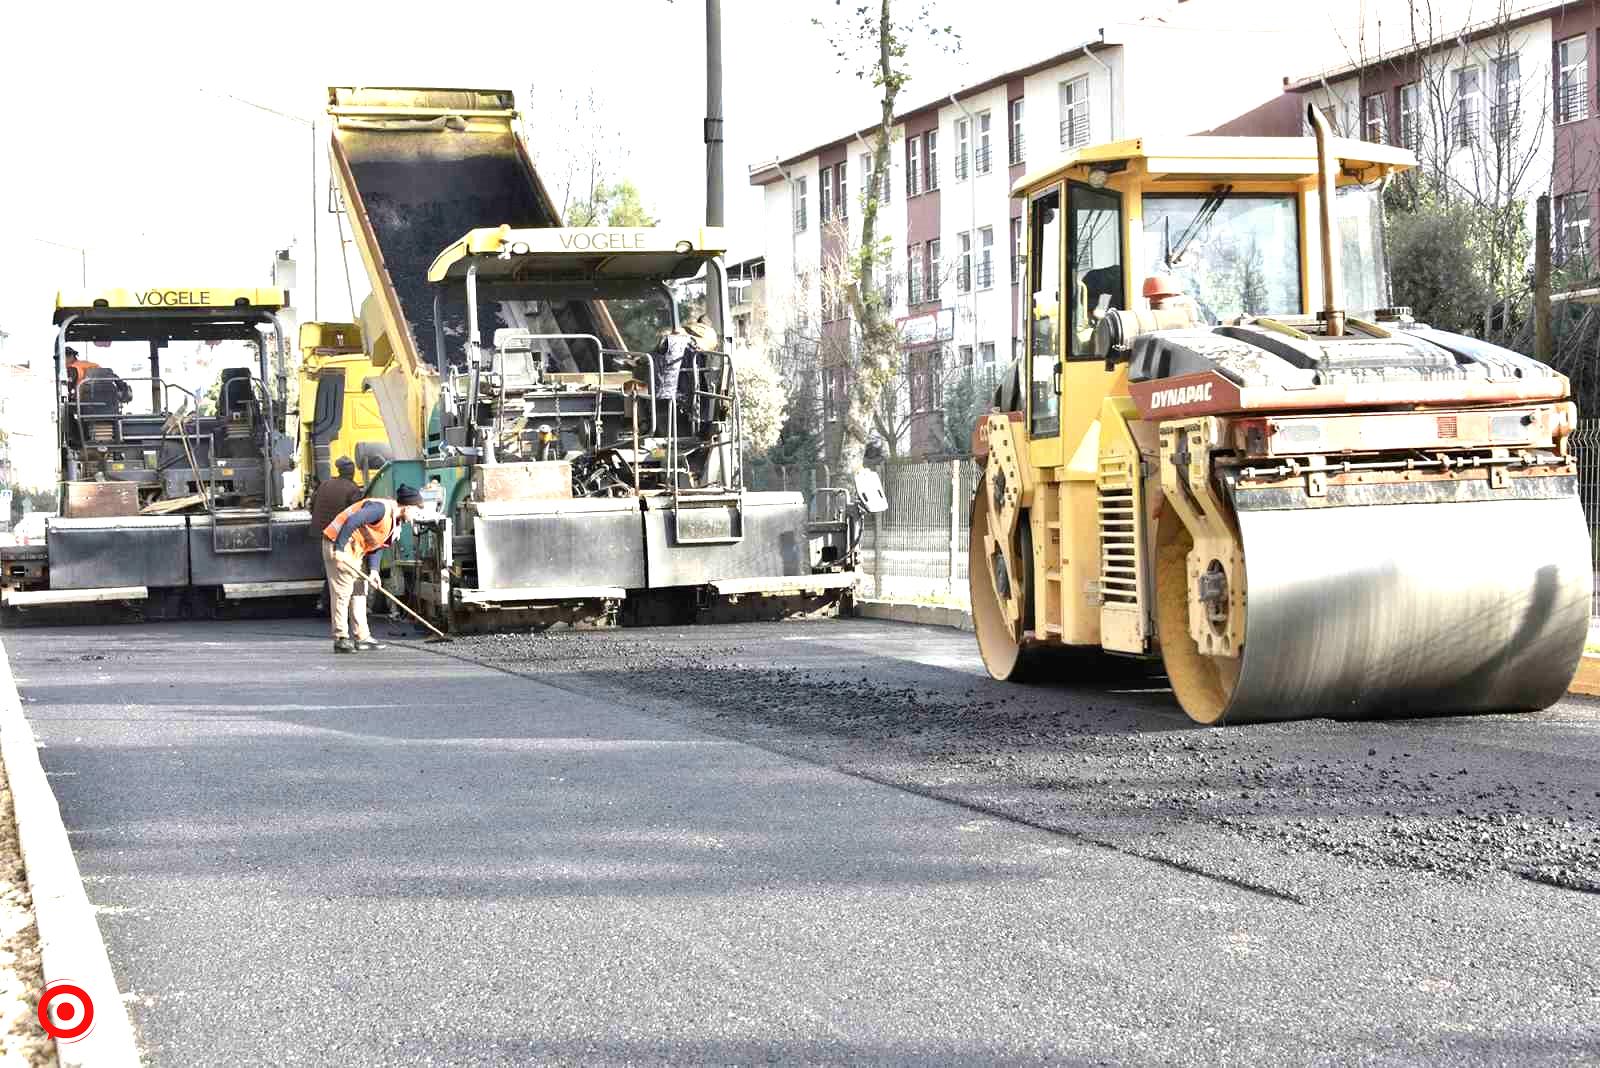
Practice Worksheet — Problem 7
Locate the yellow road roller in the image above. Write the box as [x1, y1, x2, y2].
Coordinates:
[971, 106, 1591, 725]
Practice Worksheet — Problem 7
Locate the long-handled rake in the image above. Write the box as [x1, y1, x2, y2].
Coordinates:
[335, 558, 453, 644]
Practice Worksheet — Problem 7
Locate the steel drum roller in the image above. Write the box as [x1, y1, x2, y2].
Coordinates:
[1209, 495, 1592, 723]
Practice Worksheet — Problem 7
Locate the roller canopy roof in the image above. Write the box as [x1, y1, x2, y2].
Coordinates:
[1011, 136, 1416, 197]
[427, 226, 728, 298]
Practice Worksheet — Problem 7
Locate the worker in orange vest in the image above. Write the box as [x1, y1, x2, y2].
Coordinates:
[320, 484, 425, 653]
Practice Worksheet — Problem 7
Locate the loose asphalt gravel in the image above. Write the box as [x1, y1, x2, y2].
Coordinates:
[3, 615, 1598, 1065]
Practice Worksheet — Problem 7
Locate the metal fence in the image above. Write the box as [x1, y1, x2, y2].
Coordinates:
[763, 421, 1600, 618]
[750, 456, 978, 606]
[1572, 421, 1600, 618]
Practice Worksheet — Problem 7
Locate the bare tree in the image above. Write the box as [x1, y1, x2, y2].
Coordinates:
[812, 0, 958, 472]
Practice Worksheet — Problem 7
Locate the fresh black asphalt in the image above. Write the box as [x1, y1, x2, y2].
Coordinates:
[4, 619, 1599, 1065]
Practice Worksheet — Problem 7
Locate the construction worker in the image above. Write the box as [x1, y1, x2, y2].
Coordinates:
[308, 457, 364, 611]
[309, 457, 364, 538]
[63, 347, 100, 393]
[320, 484, 425, 654]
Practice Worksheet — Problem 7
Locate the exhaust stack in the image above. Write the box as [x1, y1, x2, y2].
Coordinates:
[1307, 103, 1345, 338]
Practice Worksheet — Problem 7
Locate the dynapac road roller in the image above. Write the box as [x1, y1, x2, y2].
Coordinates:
[971, 106, 1591, 725]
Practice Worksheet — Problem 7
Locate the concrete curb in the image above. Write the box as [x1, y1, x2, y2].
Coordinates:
[1569, 653, 1600, 697]
[0, 637, 141, 1066]
[854, 599, 974, 632]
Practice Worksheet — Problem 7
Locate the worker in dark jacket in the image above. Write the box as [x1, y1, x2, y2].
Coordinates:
[320, 484, 425, 654]
[309, 457, 364, 536]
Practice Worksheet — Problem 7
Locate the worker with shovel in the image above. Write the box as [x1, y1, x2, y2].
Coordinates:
[321, 484, 427, 654]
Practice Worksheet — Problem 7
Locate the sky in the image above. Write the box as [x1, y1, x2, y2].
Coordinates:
[0, 0, 1484, 368]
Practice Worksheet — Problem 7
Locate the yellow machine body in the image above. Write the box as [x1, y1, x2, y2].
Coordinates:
[296, 322, 390, 492]
[971, 132, 1590, 724]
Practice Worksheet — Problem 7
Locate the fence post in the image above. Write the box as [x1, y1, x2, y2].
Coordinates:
[872, 508, 883, 600]
[948, 458, 960, 596]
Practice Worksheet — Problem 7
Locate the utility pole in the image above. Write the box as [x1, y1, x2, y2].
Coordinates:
[705, 0, 724, 227]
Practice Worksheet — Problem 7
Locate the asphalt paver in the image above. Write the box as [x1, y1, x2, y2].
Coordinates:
[4, 618, 1599, 1065]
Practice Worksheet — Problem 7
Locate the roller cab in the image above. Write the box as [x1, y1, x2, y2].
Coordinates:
[971, 115, 1590, 724]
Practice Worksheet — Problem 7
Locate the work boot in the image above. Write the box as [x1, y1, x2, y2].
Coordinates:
[354, 639, 386, 651]
[333, 638, 356, 654]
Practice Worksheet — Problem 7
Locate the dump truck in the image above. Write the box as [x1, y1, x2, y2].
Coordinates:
[970, 108, 1590, 725]
[0, 288, 323, 620]
[296, 321, 390, 495]
[326, 86, 867, 631]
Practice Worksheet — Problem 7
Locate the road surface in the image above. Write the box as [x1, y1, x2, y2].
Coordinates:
[4, 617, 1598, 1065]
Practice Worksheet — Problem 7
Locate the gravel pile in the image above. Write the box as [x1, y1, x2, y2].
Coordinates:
[440, 624, 1600, 899]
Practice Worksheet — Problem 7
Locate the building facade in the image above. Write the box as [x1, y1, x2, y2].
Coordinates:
[747, 17, 1309, 458]
[1289, 1, 1600, 272]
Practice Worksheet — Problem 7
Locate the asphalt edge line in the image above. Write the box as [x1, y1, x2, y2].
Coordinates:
[0, 636, 142, 1067]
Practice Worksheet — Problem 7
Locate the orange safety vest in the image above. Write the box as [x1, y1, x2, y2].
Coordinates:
[322, 498, 399, 556]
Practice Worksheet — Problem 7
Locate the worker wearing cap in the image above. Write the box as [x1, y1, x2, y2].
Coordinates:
[309, 457, 364, 538]
[320, 484, 425, 654]
[63, 347, 100, 392]
[308, 457, 365, 612]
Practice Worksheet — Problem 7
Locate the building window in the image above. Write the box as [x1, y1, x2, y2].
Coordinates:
[912, 354, 943, 413]
[1060, 76, 1090, 147]
[836, 162, 848, 219]
[925, 131, 939, 191]
[1556, 192, 1593, 267]
[1009, 98, 1025, 165]
[977, 226, 994, 288]
[1362, 92, 1387, 143]
[980, 341, 995, 364]
[1010, 216, 1023, 284]
[955, 118, 971, 180]
[1558, 36, 1590, 124]
[1398, 82, 1421, 150]
[906, 135, 921, 196]
[927, 238, 942, 301]
[957, 344, 974, 367]
[819, 170, 832, 221]
[957, 231, 972, 292]
[976, 111, 992, 174]
[908, 244, 924, 305]
[792, 177, 807, 233]
[1453, 66, 1481, 146]
[860, 152, 889, 205]
[1491, 54, 1519, 142]
[822, 365, 843, 423]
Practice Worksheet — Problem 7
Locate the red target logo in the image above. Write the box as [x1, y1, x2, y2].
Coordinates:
[38, 981, 94, 1041]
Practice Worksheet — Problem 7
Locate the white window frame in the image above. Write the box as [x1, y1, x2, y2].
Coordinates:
[978, 226, 994, 289]
[1362, 92, 1387, 144]
[925, 131, 939, 191]
[836, 162, 848, 219]
[906, 135, 921, 196]
[957, 231, 973, 293]
[1454, 65, 1483, 147]
[1010, 216, 1023, 284]
[927, 238, 942, 301]
[1558, 35, 1590, 124]
[1009, 98, 1025, 165]
[980, 341, 995, 365]
[955, 118, 971, 181]
[907, 244, 924, 305]
[1399, 82, 1421, 150]
[1059, 76, 1090, 148]
[976, 110, 992, 175]
[819, 170, 832, 221]
[1492, 54, 1520, 142]
[1556, 191, 1593, 266]
[792, 177, 807, 233]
